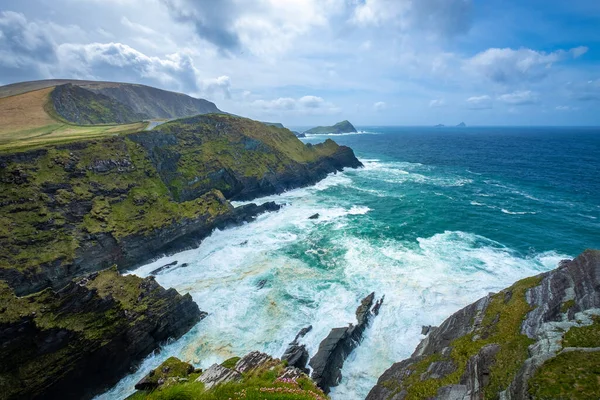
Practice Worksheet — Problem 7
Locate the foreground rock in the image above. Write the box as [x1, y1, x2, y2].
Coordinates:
[0, 268, 204, 400]
[0, 113, 361, 295]
[309, 292, 384, 393]
[282, 325, 313, 373]
[129, 351, 327, 400]
[367, 250, 600, 400]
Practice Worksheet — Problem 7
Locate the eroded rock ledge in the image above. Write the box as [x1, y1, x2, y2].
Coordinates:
[0, 268, 204, 400]
[367, 250, 600, 400]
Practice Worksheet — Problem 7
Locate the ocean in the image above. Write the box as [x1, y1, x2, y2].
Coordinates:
[102, 126, 600, 400]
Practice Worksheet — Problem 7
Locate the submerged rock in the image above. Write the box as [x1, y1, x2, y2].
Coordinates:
[309, 292, 384, 393]
[367, 250, 600, 400]
[150, 260, 178, 276]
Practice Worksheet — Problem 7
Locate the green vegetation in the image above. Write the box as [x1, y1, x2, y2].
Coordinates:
[560, 299, 576, 313]
[562, 316, 600, 348]
[381, 275, 542, 400]
[129, 358, 327, 400]
[528, 351, 600, 399]
[221, 357, 241, 369]
[304, 120, 357, 135]
[50, 84, 148, 125]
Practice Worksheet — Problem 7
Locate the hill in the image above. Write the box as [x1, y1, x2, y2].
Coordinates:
[0, 80, 224, 151]
[0, 79, 222, 119]
[304, 120, 357, 135]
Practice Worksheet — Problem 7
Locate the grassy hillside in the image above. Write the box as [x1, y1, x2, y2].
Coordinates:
[51, 84, 148, 125]
[0, 87, 147, 152]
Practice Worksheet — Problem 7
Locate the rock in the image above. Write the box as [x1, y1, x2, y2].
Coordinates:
[256, 279, 268, 289]
[456, 122, 466, 127]
[366, 250, 600, 400]
[282, 326, 313, 373]
[150, 261, 178, 276]
[372, 295, 384, 316]
[0, 268, 205, 400]
[421, 325, 432, 335]
[309, 213, 320, 220]
[135, 357, 195, 391]
[234, 351, 277, 373]
[309, 292, 383, 393]
[196, 364, 241, 389]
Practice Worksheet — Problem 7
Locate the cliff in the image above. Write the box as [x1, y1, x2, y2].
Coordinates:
[304, 120, 357, 135]
[0, 267, 204, 400]
[367, 250, 600, 400]
[0, 113, 361, 295]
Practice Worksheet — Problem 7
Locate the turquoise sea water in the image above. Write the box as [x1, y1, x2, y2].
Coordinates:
[103, 127, 600, 400]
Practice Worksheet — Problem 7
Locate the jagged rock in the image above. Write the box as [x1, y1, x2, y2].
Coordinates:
[234, 351, 277, 373]
[0, 268, 205, 400]
[282, 325, 313, 373]
[135, 357, 195, 391]
[421, 325, 432, 335]
[196, 364, 241, 389]
[367, 250, 600, 400]
[256, 279, 268, 289]
[309, 213, 320, 220]
[150, 261, 178, 276]
[309, 292, 383, 393]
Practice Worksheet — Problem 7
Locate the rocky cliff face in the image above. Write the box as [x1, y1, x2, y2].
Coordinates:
[0, 268, 204, 400]
[0, 114, 361, 295]
[367, 250, 600, 400]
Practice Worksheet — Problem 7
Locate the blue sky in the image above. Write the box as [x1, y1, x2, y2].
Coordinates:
[0, 0, 599, 125]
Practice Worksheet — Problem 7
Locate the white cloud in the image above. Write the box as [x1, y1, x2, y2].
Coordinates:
[199, 75, 231, 99]
[497, 90, 538, 105]
[429, 98, 445, 108]
[120, 16, 155, 35]
[373, 101, 387, 111]
[466, 95, 492, 109]
[251, 94, 339, 115]
[351, 0, 472, 36]
[465, 46, 588, 84]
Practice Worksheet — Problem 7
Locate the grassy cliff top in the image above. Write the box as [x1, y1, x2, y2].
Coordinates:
[0, 87, 147, 152]
[304, 120, 357, 135]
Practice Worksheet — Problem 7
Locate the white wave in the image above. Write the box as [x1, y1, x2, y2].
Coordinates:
[300, 130, 378, 138]
[470, 201, 485, 206]
[348, 205, 371, 215]
[501, 208, 537, 215]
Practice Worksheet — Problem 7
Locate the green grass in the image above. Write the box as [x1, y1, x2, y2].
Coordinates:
[528, 351, 600, 399]
[562, 316, 600, 348]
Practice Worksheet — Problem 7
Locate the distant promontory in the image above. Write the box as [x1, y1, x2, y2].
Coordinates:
[305, 120, 357, 135]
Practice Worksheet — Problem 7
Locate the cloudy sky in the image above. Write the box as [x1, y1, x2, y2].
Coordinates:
[1, 0, 599, 126]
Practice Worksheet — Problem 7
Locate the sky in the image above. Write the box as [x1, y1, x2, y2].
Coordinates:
[0, 0, 599, 126]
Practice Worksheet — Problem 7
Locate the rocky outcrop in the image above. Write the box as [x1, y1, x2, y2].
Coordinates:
[304, 120, 358, 135]
[282, 325, 313, 373]
[309, 292, 383, 393]
[367, 250, 600, 400]
[0, 268, 204, 400]
[135, 357, 199, 391]
[131, 351, 328, 399]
